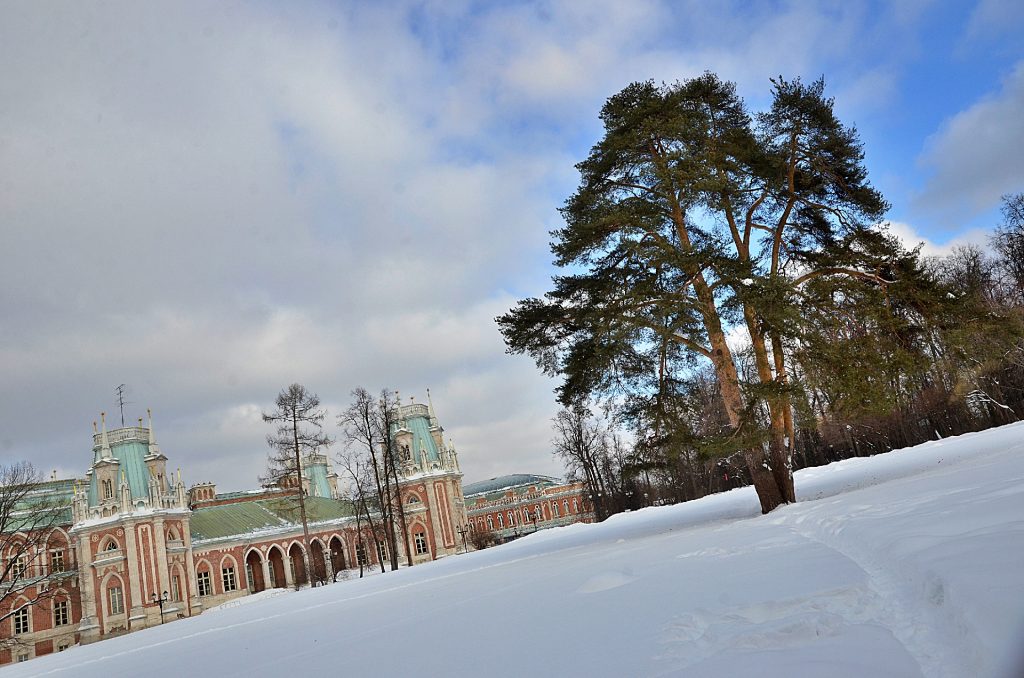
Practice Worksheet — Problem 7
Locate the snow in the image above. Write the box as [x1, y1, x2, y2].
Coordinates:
[16, 424, 1024, 677]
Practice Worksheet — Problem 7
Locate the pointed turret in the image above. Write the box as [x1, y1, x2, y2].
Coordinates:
[427, 388, 438, 427]
[147, 408, 161, 456]
[100, 412, 111, 459]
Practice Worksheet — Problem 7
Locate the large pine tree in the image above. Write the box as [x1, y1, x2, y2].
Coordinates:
[499, 73, 903, 513]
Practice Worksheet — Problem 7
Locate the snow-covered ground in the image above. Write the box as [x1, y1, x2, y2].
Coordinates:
[15, 424, 1024, 677]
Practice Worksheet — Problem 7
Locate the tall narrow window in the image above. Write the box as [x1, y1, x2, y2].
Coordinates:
[356, 543, 367, 566]
[377, 540, 388, 562]
[222, 566, 237, 592]
[12, 555, 27, 578]
[108, 586, 124, 615]
[13, 607, 30, 634]
[197, 571, 212, 597]
[486, 516, 493, 530]
[171, 575, 181, 601]
[50, 549, 65, 573]
[414, 531, 428, 555]
[53, 600, 70, 627]
[552, 502, 560, 517]
[573, 498, 579, 513]
[497, 513, 504, 528]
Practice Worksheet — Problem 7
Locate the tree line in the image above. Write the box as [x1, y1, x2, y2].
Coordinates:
[500, 73, 1024, 516]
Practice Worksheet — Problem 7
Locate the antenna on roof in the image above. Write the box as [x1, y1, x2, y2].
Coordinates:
[115, 383, 131, 427]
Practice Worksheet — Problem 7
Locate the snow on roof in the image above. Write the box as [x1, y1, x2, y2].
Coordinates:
[462, 473, 563, 497]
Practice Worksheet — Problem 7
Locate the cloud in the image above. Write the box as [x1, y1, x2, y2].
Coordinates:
[963, 0, 1024, 44]
[916, 61, 1024, 223]
[0, 1, 1011, 494]
[885, 221, 992, 258]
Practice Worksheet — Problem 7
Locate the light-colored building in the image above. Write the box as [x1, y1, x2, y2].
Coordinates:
[1, 400, 467, 665]
[463, 474, 594, 543]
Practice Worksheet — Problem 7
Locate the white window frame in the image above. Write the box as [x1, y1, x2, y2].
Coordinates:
[197, 570, 212, 597]
[221, 565, 237, 592]
[53, 599, 70, 627]
[414, 531, 428, 555]
[108, 586, 124, 615]
[13, 606, 30, 635]
[50, 548, 65, 574]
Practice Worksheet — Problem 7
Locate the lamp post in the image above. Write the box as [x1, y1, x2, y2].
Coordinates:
[151, 590, 169, 624]
[456, 524, 470, 554]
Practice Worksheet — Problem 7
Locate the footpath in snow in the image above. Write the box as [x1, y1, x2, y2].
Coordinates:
[13, 423, 1024, 677]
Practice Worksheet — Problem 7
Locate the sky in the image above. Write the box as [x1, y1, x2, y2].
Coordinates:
[1, 0, 1022, 492]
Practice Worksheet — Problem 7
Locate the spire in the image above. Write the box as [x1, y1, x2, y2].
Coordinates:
[427, 388, 437, 426]
[147, 408, 161, 455]
[395, 390, 406, 429]
[100, 412, 111, 458]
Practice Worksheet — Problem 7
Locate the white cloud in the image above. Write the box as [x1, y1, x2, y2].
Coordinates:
[916, 61, 1024, 222]
[885, 221, 991, 258]
[1, 1, 1010, 493]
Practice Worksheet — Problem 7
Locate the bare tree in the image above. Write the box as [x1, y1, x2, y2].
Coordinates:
[552, 407, 611, 521]
[336, 448, 385, 576]
[1, 463, 74, 651]
[378, 390, 413, 567]
[262, 383, 332, 589]
[338, 387, 410, 571]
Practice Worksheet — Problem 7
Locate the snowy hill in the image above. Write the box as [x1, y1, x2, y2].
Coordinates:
[14, 423, 1024, 677]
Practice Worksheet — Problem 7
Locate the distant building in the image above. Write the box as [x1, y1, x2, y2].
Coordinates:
[463, 474, 594, 543]
[1, 400, 466, 666]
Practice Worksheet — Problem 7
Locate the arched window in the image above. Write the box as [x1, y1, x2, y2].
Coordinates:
[407, 494, 421, 504]
[573, 498, 579, 512]
[552, 501, 560, 518]
[103, 539, 119, 552]
[497, 513, 504, 528]
[508, 511, 515, 526]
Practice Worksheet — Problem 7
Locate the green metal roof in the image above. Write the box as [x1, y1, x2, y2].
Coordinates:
[190, 496, 357, 542]
[305, 460, 332, 498]
[463, 474, 562, 499]
[4, 478, 78, 534]
[87, 439, 170, 504]
[190, 501, 287, 541]
[392, 405, 443, 465]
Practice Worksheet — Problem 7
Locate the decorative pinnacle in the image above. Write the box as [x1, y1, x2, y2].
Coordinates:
[427, 388, 437, 424]
[100, 412, 111, 456]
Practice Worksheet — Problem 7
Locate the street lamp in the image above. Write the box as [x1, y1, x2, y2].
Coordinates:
[151, 590, 169, 624]
[456, 524, 470, 554]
